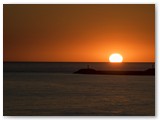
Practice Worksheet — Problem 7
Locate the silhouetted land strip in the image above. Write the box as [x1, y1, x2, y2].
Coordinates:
[74, 68, 155, 76]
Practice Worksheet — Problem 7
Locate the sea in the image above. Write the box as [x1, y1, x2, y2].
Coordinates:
[3, 62, 155, 73]
[3, 62, 155, 116]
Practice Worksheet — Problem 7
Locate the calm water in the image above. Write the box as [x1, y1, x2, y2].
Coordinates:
[4, 62, 155, 73]
[3, 62, 155, 115]
[4, 72, 155, 116]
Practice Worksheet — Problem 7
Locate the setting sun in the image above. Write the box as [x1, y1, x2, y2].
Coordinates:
[109, 53, 123, 63]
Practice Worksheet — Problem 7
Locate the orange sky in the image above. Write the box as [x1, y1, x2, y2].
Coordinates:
[3, 4, 155, 62]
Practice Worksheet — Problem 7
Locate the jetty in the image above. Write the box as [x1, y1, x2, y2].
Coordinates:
[74, 65, 155, 76]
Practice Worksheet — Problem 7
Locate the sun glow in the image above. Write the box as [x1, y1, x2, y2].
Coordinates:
[109, 53, 123, 63]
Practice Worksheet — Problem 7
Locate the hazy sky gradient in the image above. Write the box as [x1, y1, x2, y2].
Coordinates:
[3, 4, 155, 62]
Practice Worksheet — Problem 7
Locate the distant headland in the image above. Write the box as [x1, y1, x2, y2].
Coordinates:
[74, 65, 155, 76]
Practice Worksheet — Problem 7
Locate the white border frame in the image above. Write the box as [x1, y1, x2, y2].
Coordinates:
[1, 0, 159, 120]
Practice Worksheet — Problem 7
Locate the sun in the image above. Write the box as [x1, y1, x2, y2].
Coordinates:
[109, 53, 123, 63]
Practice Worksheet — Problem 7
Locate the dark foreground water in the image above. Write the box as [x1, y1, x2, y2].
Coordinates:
[4, 73, 155, 116]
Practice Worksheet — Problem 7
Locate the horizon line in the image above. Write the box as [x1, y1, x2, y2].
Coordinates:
[3, 61, 155, 63]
